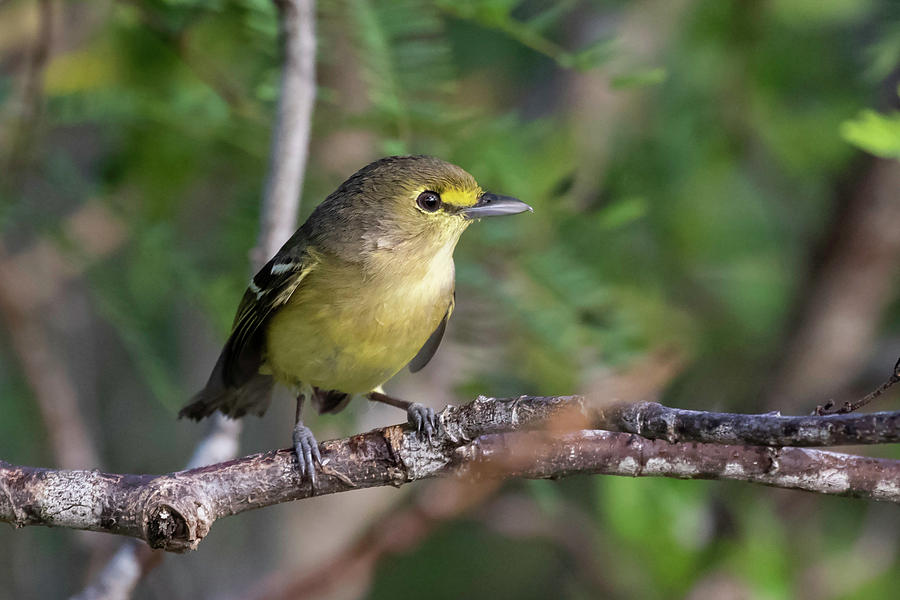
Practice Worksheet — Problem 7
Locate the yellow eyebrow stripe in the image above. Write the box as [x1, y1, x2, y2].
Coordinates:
[440, 187, 482, 208]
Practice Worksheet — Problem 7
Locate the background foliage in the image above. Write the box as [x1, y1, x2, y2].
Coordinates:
[1, 0, 899, 598]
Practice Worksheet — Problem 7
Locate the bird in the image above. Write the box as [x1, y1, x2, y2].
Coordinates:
[179, 155, 532, 484]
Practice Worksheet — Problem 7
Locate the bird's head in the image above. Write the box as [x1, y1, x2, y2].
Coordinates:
[319, 155, 532, 257]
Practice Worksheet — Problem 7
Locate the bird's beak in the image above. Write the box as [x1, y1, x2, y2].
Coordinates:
[463, 193, 533, 219]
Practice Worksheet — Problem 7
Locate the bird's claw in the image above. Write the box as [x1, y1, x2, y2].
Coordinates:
[407, 402, 439, 443]
[292, 423, 322, 487]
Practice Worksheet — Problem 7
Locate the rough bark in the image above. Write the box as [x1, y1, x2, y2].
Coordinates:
[600, 401, 900, 446]
[459, 430, 900, 502]
[3, 396, 899, 554]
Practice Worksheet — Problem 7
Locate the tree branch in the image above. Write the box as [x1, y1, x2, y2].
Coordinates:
[254, 0, 317, 266]
[4, 396, 899, 554]
[459, 430, 900, 502]
[599, 401, 900, 446]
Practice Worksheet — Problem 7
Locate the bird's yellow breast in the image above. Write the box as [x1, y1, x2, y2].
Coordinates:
[263, 244, 455, 394]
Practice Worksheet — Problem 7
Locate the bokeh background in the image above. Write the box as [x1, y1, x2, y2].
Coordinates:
[2, 0, 900, 598]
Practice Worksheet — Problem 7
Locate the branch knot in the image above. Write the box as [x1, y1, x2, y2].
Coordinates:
[141, 478, 214, 552]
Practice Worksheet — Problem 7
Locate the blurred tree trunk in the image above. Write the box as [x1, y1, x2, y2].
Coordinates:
[768, 159, 900, 409]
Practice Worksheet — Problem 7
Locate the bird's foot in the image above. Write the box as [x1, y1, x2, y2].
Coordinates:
[292, 422, 322, 487]
[367, 391, 440, 443]
[407, 402, 439, 443]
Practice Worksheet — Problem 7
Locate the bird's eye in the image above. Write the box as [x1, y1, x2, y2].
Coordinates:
[416, 191, 442, 212]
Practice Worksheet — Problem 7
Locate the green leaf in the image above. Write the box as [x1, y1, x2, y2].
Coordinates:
[610, 66, 667, 89]
[840, 109, 900, 159]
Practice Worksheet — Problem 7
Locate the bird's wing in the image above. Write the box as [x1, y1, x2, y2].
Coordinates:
[221, 246, 316, 387]
[408, 292, 454, 373]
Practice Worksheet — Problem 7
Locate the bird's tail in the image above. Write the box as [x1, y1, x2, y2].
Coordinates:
[179, 353, 274, 420]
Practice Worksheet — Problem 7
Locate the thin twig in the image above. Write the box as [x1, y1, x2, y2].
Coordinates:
[815, 356, 900, 415]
